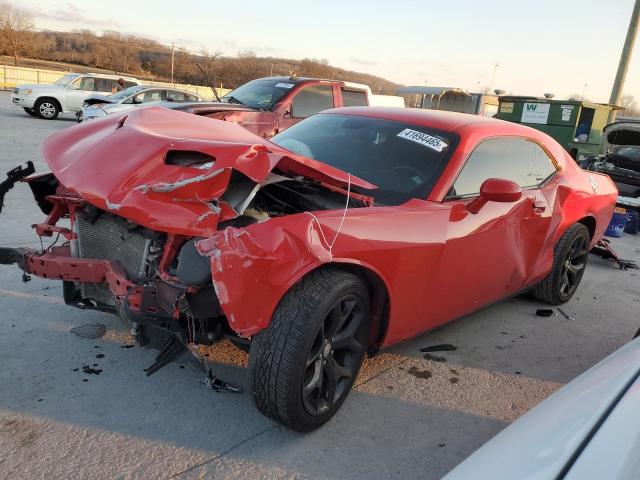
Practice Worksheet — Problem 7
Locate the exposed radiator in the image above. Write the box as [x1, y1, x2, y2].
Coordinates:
[76, 211, 153, 305]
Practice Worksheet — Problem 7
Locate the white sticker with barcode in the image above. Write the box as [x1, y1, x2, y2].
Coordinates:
[397, 129, 448, 152]
[275, 82, 295, 89]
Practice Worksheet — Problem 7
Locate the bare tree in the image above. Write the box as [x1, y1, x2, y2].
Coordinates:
[101, 31, 133, 73]
[0, 3, 34, 66]
[619, 94, 640, 117]
[195, 48, 223, 101]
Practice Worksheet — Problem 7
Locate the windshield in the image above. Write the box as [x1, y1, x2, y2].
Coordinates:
[221, 79, 294, 110]
[54, 74, 78, 87]
[109, 85, 146, 101]
[271, 113, 458, 204]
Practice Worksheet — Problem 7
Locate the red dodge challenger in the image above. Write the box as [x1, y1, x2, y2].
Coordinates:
[0, 106, 617, 431]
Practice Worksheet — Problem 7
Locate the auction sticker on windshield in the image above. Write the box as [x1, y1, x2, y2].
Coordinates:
[275, 83, 295, 89]
[397, 129, 448, 152]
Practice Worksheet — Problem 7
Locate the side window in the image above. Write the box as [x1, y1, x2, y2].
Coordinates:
[94, 79, 108, 92]
[124, 81, 137, 88]
[342, 89, 368, 107]
[166, 90, 187, 102]
[451, 137, 557, 197]
[135, 90, 163, 103]
[78, 77, 96, 91]
[186, 94, 200, 102]
[292, 84, 334, 118]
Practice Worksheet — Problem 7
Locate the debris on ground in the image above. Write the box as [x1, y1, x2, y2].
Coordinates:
[202, 371, 243, 393]
[419, 344, 457, 353]
[95, 353, 105, 359]
[407, 366, 433, 379]
[536, 309, 554, 317]
[590, 238, 639, 270]
[423, 353, 447, 362]
[557, 307, 575, 321]
[70, 323, 106, 339]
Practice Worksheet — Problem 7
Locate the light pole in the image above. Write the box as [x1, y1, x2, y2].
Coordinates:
[608, 0, 640, 123]
[489, 63, 499, 93]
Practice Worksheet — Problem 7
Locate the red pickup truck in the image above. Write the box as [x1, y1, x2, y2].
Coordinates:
[165, 76, 374, 137]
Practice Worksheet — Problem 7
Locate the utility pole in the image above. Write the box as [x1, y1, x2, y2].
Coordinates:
[608, 0, 640, 123]
[489, 62, 499, 94]
[171, 42, 175, 85]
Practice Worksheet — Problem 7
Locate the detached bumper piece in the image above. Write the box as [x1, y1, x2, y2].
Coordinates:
[590, 238, 638, 270]
[0, 161, 35, 213]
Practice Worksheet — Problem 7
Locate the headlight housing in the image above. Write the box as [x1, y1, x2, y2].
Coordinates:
[20, 88, 33, 95]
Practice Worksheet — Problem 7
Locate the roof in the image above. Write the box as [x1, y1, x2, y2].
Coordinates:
[396, 86, 471, 97]
[323, 106, 499, 131]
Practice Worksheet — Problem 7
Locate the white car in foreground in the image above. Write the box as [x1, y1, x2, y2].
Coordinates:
[80, 85, 202, 122]
[444, 335, 640, 480]
[11, 73, 138, 120]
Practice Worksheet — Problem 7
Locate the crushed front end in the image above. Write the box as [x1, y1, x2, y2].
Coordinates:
[0, 107, 373, 373]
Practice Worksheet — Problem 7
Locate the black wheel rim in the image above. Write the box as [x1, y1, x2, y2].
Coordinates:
[559, 235, 588, 298]
[302, 294, 366, 416]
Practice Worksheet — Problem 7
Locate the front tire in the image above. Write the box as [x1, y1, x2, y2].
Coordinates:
[248, 268, 370, 432]
[35, 98, 60, 120]
[533, 223, 590, 305]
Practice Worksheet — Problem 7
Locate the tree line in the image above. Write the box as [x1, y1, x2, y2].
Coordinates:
[0, 4, 399, 94]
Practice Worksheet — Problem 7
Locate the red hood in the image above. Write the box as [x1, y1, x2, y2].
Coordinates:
[42, 107, 375, 237]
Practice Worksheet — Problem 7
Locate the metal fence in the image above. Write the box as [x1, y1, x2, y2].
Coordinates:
[0, 64, 229, 100]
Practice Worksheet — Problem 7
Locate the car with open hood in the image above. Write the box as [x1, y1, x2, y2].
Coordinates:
[79, 85, 203, 122]
[582, 120, 640, 200]
[0, 106, 617, 431]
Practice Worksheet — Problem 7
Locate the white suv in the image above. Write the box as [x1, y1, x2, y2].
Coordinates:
[12, 73, 138, 120]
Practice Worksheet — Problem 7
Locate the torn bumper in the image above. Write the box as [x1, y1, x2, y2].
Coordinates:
[0, 244, 135, 298]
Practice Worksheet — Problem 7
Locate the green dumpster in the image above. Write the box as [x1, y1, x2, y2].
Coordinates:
[496, 96, 617, 161]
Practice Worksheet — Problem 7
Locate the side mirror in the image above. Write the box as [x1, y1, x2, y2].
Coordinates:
[466, 178, 522, 214]
[283, 104, 292, 117]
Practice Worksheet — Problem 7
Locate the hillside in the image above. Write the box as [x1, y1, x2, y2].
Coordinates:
[8, 30, 401, 94]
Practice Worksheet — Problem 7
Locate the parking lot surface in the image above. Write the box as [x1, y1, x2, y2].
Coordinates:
[1, 91, 639, 479]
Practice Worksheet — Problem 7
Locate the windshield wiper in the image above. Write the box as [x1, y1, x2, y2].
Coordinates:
[224, 95, 245, 105]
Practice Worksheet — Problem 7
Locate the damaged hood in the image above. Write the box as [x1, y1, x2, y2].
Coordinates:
[42, 107, 375, 236]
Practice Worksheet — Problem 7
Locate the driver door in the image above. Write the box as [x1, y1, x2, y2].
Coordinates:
[428, 137, 556, 323]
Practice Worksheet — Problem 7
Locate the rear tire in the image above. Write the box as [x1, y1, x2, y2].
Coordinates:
[533, 223, 590, 305]
[23, 108, 37, 116]
[35, 98, 60, 120]
[248, 268, 370, 432]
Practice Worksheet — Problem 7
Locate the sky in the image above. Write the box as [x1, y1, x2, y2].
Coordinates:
[16, 0, 640, 102]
